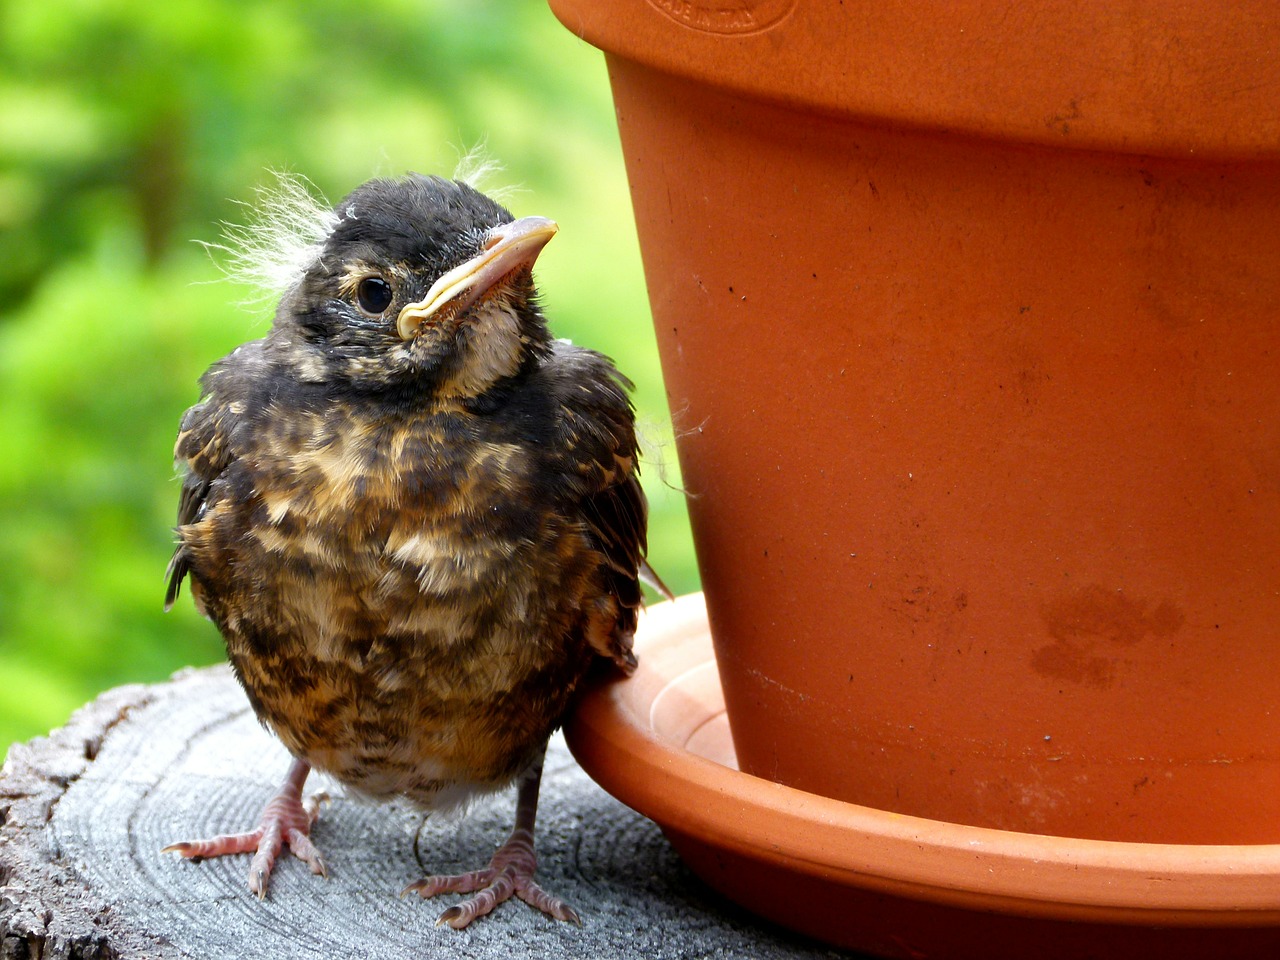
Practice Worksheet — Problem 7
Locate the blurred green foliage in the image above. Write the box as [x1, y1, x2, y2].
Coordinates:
[0, 0, 698, 753]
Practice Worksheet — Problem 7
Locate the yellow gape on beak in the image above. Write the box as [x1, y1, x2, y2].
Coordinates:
[396, 216, 558, 340]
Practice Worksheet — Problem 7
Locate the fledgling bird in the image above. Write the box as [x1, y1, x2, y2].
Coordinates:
[163, 170, 667, 928]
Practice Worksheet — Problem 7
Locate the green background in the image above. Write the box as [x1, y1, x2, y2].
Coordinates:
[0, 0, 699, 754]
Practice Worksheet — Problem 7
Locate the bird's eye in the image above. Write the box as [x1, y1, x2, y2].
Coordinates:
[356, 276, 394, 315]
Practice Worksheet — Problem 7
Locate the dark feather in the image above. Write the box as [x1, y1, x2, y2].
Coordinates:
[164, 344, 264, 610]
[532, 341, 663, 668]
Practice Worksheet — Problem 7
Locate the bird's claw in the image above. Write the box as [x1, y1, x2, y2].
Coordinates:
[407, 869, 579, 929]
[404, 828, 580, 929]
[164, 762, 327, 899]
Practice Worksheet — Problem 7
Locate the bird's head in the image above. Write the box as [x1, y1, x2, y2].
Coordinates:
[251, 173, 557, 402]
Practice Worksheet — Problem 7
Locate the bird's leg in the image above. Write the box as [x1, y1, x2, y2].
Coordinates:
[403, 749, 580, 929]
[163, 757, 328, 898]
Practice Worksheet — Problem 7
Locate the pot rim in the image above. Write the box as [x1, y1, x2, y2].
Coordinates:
[565, 594, 1280, 927]
[548, 0, 1280, 161]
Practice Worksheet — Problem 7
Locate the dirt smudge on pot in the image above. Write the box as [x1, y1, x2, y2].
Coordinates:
[1032, 584, 1185, 688]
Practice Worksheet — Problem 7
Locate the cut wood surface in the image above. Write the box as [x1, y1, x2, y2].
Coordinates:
[0, 666, 835, 959]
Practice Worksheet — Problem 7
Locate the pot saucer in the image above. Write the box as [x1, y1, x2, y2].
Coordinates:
[563, 594, 1280, 960]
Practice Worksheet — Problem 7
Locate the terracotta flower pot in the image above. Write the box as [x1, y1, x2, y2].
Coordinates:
[547, 0, 1280, 848]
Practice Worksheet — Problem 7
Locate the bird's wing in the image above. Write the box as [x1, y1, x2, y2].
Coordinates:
[164, 342, 265, 611]
[543, 342, 667, 673]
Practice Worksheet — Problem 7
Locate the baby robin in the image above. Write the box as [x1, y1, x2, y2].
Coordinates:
[163, 171, 667, 928]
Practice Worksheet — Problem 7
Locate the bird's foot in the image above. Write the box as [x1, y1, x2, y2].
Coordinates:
[163, 759, 327, 898]
[402, 825, 580, 929]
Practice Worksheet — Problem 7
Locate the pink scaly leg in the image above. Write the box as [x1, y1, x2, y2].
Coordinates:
[403, 749, 579, 928]
[163, 757, 327, 898]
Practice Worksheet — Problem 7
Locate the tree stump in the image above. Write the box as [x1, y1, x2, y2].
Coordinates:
[0, 666, 833, 959]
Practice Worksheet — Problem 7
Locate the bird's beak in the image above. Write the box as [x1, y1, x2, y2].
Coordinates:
[396, 216, 558, 340]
